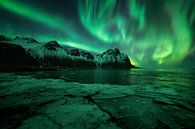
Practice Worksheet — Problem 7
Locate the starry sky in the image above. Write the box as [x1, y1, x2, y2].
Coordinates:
[0, 0, 195, 67]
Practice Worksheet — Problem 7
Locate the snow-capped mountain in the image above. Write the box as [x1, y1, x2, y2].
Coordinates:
[95, 48, 134, 68]
[0, 35, 134, 70]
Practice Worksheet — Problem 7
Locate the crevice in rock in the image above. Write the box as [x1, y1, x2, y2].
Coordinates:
[93, 94, 135, 100]
[83, 95, 127, 129]
[38, 113, 63, 129]
[153, 99, 195, 113]
[0, 105, 37, 129]
[0, 97, 62, 129]
[35, 98, 61, 108]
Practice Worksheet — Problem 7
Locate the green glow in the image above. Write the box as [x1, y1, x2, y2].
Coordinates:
[60, 41, 102, 53]
[128, 0, 145, 30]
[34, 35, 103, 53]
[0, 0, 101, 53]
[79, 0, 193, 67]
[0, 1, 64, 31]
[79, 0, 130, 43]
[0, 0, 194, 67]
[0, 0, 81, 39]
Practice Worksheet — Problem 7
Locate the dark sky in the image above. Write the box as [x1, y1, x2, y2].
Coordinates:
[0, 0, 195, 67]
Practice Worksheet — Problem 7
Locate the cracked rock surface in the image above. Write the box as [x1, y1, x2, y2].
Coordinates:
[0, 72, 195, 129]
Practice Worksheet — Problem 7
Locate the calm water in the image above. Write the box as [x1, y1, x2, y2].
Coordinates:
[15, 68, 195, 91]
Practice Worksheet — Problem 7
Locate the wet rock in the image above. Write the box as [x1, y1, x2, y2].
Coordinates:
[0, 73, 195, 129]
[17, 116, 60, 129]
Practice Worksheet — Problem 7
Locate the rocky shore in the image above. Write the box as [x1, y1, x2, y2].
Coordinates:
[0, 73, 194, 129]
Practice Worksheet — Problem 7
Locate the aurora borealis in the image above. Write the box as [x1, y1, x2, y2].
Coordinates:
[0, 0, 195, 67]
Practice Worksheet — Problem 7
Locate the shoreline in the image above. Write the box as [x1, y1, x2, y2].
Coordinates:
[0, 73, 194, 129]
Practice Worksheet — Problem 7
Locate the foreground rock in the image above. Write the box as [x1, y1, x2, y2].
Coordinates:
[0, 73, 194, 129]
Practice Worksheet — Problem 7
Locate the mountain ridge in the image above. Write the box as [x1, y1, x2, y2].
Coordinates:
[0, 35, 135, 70]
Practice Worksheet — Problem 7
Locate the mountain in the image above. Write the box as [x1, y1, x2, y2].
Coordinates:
[0, 35, 134, 70]
[0, 42, 39, 70]
[95, 48, 134, 68]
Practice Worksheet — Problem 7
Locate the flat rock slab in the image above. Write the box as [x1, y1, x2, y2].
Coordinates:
[0, 73, 195, 129]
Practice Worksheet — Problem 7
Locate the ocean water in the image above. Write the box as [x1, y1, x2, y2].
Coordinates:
[15, 68, 195, 88]
[0, 68, 195, 129]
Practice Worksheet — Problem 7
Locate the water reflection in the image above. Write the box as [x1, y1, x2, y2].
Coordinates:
[16, 68, 195, 91]
[129, 68, 195, 91]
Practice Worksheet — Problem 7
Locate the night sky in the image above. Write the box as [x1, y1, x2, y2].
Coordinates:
[0, 0, 195, 67]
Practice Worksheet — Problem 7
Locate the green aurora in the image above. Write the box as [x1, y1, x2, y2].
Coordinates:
[0, 0, 195, 67]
